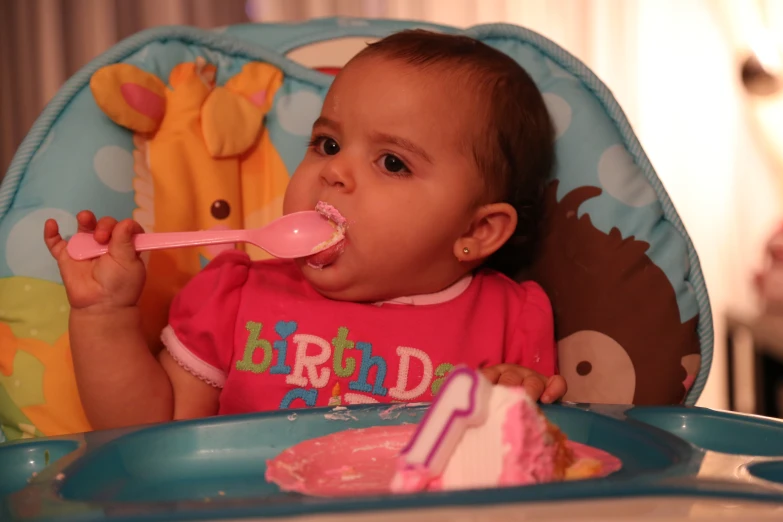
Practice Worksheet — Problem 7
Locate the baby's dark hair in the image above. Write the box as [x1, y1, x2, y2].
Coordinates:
[357, 30, 555, 277]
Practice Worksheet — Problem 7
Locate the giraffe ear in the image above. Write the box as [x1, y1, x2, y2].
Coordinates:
[90, 64, 167, 134]
[224, 62, 284, 113]
[201, 62, 286, 158]
[201, 88, 264, 158]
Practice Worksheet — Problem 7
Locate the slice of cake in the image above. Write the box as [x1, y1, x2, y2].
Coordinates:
[391, 366, 573, 493]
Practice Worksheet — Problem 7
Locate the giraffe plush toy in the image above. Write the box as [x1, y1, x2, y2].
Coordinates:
[90, 57, 290, 348]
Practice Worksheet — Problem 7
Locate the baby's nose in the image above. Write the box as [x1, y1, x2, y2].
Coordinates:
[321, 159, 356, 192]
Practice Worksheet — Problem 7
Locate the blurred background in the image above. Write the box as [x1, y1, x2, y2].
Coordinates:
[1, 0, 783, 415]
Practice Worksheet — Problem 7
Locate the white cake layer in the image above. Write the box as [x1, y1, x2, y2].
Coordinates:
[440, 385, 533, 490]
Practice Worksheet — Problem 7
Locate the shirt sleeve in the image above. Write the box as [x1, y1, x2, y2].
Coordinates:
[505, 280, 558, 377]
[160, 250, 250, 388]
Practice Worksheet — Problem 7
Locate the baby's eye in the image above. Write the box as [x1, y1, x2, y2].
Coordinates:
[380, 154, 409, 175]
[321, 138, 340, 155]
[310, 136, 340, 156]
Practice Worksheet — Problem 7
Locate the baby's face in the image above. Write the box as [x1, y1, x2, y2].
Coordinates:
[283, 55, 485, 302]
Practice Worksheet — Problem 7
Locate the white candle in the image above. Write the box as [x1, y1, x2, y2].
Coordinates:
[397, 366, 493, 477]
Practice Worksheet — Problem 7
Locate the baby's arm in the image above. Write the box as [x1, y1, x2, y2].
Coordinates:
[69, 306, 176, 429]
[45, 212, 219, 430]
[69, 309, 220, 427]
[159, 350, 221, 419]
[482, 280, 566, 402]
[71, 311, 220, 428]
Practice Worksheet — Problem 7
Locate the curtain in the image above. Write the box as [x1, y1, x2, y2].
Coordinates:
[0, 0, 248, 178]
[250, 0, 642, 126]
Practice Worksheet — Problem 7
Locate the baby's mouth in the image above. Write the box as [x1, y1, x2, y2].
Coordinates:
[306, 202, 347, 269]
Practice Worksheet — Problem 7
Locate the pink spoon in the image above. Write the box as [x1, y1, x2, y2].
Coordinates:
[66, 211, 343, 261]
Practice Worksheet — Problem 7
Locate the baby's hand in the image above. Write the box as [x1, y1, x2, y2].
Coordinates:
[480, 364, 567, 404]
[44, 211, 146, 312]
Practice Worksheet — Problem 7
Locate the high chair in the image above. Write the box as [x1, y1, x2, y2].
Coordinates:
[5, 18, 774, 522]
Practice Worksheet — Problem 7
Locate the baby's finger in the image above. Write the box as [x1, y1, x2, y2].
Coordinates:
[127, 219, 145, 236]
[93, 216, 119, 244]
[540, 375, 568, 404]
[497, 370, 524, 387]
[521, 375, 546, 401]
[479, 366, 502, 384]
[44, 219, 67, 259]
[107, 219, 141, 263]
[76, 211, 98, 233]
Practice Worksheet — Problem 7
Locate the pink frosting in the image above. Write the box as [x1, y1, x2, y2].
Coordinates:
[265, 426, 410, 497]
[315, 201, 347, 227]
[308, 201, 347, 268]
[498, 399, 556, 486]
[266, 424, 622, 497]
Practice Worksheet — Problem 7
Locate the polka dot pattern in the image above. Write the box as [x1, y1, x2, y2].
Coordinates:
[542, 93, 572, 139]
[93, 145, 135, 193]
[597, 145, 657, 207]
[275, 90, 322, 136]
[6, 208, 76, 281]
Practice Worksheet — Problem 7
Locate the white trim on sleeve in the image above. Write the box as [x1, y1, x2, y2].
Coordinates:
[161, 325, 226, 388]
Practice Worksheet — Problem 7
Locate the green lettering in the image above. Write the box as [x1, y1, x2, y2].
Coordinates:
[235, 321, 272, 374]
[332, 326, 356, 378]
[430, 363, 454, 396]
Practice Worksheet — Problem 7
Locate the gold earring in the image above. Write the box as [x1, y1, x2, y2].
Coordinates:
[463, 247, 470, 255]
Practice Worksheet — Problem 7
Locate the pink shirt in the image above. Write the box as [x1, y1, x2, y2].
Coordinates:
[162, 250, 557, 414]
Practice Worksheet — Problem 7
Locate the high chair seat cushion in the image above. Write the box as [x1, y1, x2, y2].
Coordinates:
[0, 17, 712, 441]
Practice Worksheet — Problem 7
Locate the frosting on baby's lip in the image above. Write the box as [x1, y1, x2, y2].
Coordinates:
[315, 201, 347, 228]
[306, 201, 347, 268]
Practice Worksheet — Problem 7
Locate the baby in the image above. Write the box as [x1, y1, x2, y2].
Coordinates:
[44, 30, 566, 430]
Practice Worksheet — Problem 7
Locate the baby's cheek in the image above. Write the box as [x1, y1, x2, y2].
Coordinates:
[355, 225, 412, 272]
[281, 178, 309, 215]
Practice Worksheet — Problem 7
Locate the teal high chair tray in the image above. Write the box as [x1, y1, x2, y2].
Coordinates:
[2, 402, 783, 522]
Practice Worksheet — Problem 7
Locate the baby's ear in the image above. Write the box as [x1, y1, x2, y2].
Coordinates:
[90, 64, 167, 134]
[455, 203, 518, 262]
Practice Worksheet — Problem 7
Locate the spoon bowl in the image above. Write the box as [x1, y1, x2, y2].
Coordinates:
[66, 211, 342, 261]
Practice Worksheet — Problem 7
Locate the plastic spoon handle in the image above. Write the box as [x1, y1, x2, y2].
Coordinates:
[64, 210, 340, 261]
[66, 229, 250, 261]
